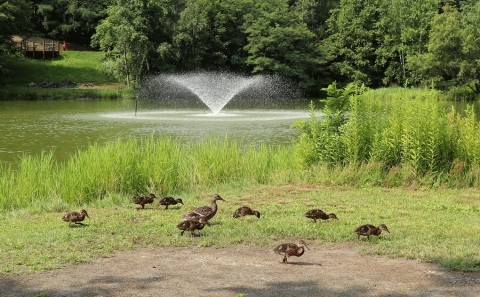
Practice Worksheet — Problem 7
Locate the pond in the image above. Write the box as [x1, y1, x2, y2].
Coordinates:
[0, 100, 310, 166]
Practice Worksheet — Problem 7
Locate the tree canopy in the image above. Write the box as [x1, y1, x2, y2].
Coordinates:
[2, 0, 479, 96]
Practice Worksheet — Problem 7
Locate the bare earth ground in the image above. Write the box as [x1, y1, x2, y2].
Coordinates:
[1, 243, 479, 297]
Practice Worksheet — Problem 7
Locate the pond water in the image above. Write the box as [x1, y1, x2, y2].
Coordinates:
[0, 100, 310, 166]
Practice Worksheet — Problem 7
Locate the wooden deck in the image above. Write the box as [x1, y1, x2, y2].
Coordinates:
[17, 39, 61, 59]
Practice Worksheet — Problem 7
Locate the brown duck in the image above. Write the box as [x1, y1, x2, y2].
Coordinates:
[132, 193, 156, 209]
[274, 240, 310, 264]
[177, 218, 207, 236]
[233, 206, 260, 218]
[305, 209, 338, 222]
[182, 194, 225, 223]
[355, 224, 390, 240]
[158, 196, 184, 209]
[62, 209, 89, 225]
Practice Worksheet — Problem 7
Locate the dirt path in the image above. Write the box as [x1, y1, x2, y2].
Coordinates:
[1, 243, 479, 297]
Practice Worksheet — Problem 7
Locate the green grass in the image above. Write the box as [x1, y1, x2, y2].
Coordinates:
[0, 51, 127, 100]
[0, 136, 297, 211]
[3, 51, 113, 86]
[0, 185, 479, 275]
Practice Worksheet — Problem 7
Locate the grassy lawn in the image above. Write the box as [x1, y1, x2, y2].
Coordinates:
[1, 184, 479, 275]
[0, 51, 128, 100]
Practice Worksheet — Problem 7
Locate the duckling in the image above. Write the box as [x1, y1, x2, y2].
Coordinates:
[274, 240, 310, 264]
[158, 196, 184, 209]
[305, 209, 339, 222]
[182, 194, 225, 224]
[132, 193, 156, 209]
[62, 209, 89, 225]
[355, 224, 390, 240]
[177, 218, 207, 236]
[233, 206, 260, 218]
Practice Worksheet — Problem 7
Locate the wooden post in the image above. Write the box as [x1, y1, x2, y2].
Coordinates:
[42, 41, 45, 59]
[32, 41, 35, 58]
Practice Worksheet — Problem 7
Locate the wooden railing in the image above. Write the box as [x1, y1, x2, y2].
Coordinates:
[18, 40, 61, 59]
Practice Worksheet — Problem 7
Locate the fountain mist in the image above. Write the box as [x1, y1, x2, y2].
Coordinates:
[139, 71, 301, 113]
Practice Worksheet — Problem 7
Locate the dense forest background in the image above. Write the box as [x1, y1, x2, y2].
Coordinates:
[1, 0, 480, 96]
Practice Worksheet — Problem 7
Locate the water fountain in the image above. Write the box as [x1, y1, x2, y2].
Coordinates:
[96, 71, 310, 145]
[112, 71, 309, 122]
[164, 72, 265, 114]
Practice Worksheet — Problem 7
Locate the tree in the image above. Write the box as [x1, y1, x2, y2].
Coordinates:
[32, 0, 110, 46]
[324, 0, 382, 86]
[0, 0, 31, 82]
[375, 0, 437, 86]
[171, 0, 251, 71]
[171, 0, 210, 70]
[243, 0, 322, 90]
[91, 0, 152, 87]
[409, 4, 480, 93]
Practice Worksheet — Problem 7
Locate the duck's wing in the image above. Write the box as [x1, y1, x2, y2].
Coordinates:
[62, 211, 79, 221]
[274, 242, 296, 254]
[182, 210, 204, 221]
[160, 197, 173, 205]
[305, 209, 324, 218]
[132, 195, 144, 204]
[192, 205, 213, 216]
[177, 220, 191, 230]
[355, 224, 376, 234]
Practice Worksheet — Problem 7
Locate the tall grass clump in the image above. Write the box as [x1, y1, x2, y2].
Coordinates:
[0, 136, 298, 211]
[294, 83, 480, 186]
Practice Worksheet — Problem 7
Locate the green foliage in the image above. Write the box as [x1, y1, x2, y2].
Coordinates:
[0, 136, 297, 211]
[295, 83, 480, 182]
[294, 82, 367, 166]
[409, 4, 480, 95]
[243, 0, 322, 89]
[324, 0, 382, 85]
[92, 0, 168, 87]
[32, 0, 109, 45]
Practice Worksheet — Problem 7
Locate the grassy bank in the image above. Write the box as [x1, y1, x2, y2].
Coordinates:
[0, 137, 297, 212]
[0, 51, 129, 100]
[2, 87, 480, 274]
[1, 185, 479, 275]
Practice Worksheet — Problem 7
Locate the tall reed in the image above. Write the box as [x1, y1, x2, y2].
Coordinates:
[295, 86, 480, 185]
[0, 136, 298, 211]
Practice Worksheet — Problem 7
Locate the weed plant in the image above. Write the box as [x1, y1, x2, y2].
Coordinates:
[0, 136, 297, 212]
[294, 86, 480, 187]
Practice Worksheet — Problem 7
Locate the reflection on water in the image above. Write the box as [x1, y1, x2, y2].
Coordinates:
[0, 100, 310, 166]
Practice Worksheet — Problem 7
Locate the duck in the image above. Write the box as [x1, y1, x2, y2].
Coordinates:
[233, 206, 260, 218]
[62, 209, 89, 225]
[182, 194, 225, 224]
[158, 196, 184, 209]
[177, 218, 207, 236]
[305, 209, 339, 222]
[274, 240, 310, 264]
[355, 224, 390, 240]
[132, 193, 156, 209]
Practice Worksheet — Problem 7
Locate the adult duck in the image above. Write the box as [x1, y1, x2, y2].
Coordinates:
[182, 194, 225, 223]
